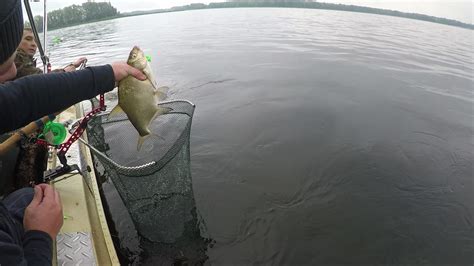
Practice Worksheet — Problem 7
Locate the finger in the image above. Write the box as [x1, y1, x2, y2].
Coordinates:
[42, 185, 55, 203]
[30, 186, 44, 206]
[55, 190, 61, 207]
[36, 183, 49, 190]
[128, 66, 146, 81]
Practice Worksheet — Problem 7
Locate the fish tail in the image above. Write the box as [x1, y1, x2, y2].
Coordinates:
[152, 133, 165, 141]
[137, 133, 164, 151]
[137, 135, 149, 151]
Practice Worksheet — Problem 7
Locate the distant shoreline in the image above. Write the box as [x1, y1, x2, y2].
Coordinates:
[48, 2, 473, 31]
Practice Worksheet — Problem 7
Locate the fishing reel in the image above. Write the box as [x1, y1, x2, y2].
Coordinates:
[38, 120, 67, 146]
[33, 117, 80, 183]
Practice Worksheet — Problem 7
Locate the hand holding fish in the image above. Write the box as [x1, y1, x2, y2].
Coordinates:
[111, 61, 147, 82]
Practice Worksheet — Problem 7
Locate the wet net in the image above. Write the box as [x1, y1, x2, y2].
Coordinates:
[85, 100, 198, 244]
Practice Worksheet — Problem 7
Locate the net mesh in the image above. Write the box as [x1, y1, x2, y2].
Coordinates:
[85, 100, 198, 243]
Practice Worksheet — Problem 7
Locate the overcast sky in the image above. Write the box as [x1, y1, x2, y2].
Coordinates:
[27, 0, 472, 24]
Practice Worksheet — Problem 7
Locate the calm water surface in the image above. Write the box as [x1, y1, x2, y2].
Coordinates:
[46, 8, 473, 265]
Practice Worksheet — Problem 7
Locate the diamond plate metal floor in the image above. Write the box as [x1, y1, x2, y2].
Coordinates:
[56, 232, 96, 265]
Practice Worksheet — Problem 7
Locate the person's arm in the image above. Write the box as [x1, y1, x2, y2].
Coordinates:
[0, 232, 26, 265]
[0, 186, 56, 265]
[0, 213, 26, 265]
[0, 65, 115, 134]
[0, 62, 146, 134]
[21, 184, 62, 265]
[22, 230, 52, 265]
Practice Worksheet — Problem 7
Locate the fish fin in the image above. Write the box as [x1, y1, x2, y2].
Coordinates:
[108, 104, 124, 119]
[158, 106, 173, 115]
[154, 86, 169, 101]
[156, 86, 169, 94]
[150, 79, 159, 90]
[150, 106, 173, 123]
[137, 133, 164, 151]
[137, 135, 149, 151]
[143, 64, 159, 90]
[155, 90, 167, 101]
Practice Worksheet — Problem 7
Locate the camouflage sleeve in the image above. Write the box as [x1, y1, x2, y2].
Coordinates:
[14, 51, 43, 79]
[15, 66, 43, 78]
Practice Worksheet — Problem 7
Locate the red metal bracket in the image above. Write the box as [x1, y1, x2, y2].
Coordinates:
[56, 95, 106, 165]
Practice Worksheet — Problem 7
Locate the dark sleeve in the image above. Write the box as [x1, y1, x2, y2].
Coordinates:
[0, 229, 26, 266]
[0, 204, 26, 265]
[23, 230, 53, 266]
[0, 65, 115, 134]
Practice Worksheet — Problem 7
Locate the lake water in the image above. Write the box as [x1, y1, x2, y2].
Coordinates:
[46, 8, 473, 265]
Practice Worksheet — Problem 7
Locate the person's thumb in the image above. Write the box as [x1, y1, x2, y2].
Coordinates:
[30, 186, 44, 206]
[128, 66, 146, 81]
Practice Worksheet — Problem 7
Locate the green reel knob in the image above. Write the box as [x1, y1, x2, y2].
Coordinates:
[42, 121, 67, 145]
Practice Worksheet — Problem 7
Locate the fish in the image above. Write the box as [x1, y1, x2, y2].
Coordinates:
[109, 46, 171, 150]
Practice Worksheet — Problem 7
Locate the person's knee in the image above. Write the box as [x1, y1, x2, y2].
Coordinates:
[16, 187, 34, 203]
[3, 187, 34, 207]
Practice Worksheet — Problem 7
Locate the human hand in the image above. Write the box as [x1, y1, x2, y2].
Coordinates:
[111, 62, 146, 82]
[73, 57, 87, 68]
[63, 57, 88, 72]
[63, 65, 76, 72]
[23, 184, 63, 240]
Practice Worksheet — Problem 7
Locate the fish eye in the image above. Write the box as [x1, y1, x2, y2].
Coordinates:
[132, 53, 137, 58]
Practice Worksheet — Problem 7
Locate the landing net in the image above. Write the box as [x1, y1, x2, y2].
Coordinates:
[85, 100, 197, 243]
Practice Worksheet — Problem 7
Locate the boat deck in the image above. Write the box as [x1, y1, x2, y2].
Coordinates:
[50, 105, 119, 265]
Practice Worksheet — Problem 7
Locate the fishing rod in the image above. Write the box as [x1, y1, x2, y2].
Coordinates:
[23, 0, 50, 73]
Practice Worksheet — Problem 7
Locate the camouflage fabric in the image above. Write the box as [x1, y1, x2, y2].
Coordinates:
[0, 133, 20, 196]
[13, 130, 48, 188]
[14, 49, 43, 78]
[11, 50, 49, 189]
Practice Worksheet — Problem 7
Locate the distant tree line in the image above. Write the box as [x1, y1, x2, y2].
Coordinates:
[123, 1, 473, 30]
[25, 1, 472, 31]
[27, 2, 119, 32]
[213, 2, 474, 29]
